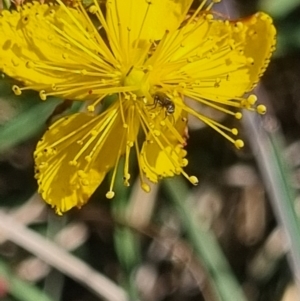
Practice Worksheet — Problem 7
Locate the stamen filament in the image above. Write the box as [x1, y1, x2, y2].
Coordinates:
[107, 132, 126, 198]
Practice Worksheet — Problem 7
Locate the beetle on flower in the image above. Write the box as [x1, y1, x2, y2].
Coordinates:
[0, 0, 276, 214]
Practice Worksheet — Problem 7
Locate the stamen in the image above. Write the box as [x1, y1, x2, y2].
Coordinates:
[12, 85, 22, 95]
[134, 134, 151, 192]
[46, 19, 110, 67]
[106, 131, 126, 199]
[138, 106, 188, 176]
[33, 63, 119, 77]
[146, 30, 170, 66]
[181, 169, 199, 185]
[257, 104, 267, 115]
[162, 118, 186, 145]
[133, 0, 151, 50]
[106, 0, 128, 64]
[92, 0, 122, 61]
[74, 1, 117, 64]
[180, 102, 244, 148]
[83, 110, 119, 166]
[186, 0, 208, 26]
[89, 95, 108, 113]
[185, 90, 246, 108]
[184, 92, 241, 117]
[206, 0, 222, 12]
[123, 142, 132, 186]
[118, 93, 127, 126]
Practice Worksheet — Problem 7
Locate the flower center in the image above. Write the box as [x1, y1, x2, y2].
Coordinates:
[124, 67, 150, 97]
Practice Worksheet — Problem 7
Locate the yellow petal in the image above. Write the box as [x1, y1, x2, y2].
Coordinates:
[106, 0, 193, 47]
[152, 12, 276, 100]
[34, 103, 127, 214]
[141, 142, 188, 183]
[140, 104, 188, 183]
[0, 1, 120, 100]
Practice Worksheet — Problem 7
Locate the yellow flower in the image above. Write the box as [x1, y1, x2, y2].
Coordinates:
[0, 0, 276, 214]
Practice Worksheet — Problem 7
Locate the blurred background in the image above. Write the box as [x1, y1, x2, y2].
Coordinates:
[1, 0, 300, 300]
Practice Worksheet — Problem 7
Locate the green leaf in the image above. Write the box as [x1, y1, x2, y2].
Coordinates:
[0, 98, 60, 152]
[0, 79, 62, 151]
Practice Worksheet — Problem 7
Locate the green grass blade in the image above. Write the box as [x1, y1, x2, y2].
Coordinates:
[164, 178, 249, 301]
[0, 259, 54, 301]
[111, 164, 141, 301]
[243, 109, 300, 285]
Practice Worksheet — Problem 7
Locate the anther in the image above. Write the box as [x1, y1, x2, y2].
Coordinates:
[88, 5, 97, 14]
[124, 173, 131, 186]
[38, 162, 48, 169]
[12, 85, 22, 96]
[247, 94, 257, 105]
[231, 128, 238, 135]
[106, 191, 115, 199]
[205, 14, 213, 21]
[182, 158, 188, 167]
[189, 176, 199, 185]
[234, 22, 243, 32]
[55, 208, 63, 216]
[141, 183, 151, 193]
[69, 160, 78, 166]
[77, 170, 87, 178]
[153, 130, 160, 137]
[175, 167, 181, 174]
[81, 179, 89, 186]
[179, 82, 186, 89]
[85, 155, 92, 162]
[146, 65, 153, 71]
[235, 112, 243, 119]
[124, 173, 131, 181]
[39, 90, 47, 101]
[25, 61, 34, 69]
[181, 150, 187, 157]
[87, 105, 95, 112]
[246, 57, 254, 66]
[257, 104, 267, 115]
[235, 139, 244, 149]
